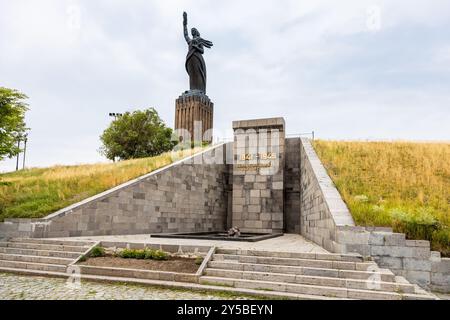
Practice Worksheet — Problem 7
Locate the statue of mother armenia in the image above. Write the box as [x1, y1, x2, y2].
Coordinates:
[183, 11, 213, 94]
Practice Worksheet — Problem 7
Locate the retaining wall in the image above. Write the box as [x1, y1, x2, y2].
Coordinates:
[299, 138, 450, 293]
[299, 138, 355, 252]
[0, 144, 231, 238]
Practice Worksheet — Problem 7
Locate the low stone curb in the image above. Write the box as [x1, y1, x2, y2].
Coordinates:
[69, 241, 101, 266]
[69, 242, 215, 284]
[196, 246, 216, 279]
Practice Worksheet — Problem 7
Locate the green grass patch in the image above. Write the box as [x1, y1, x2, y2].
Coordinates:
[313, 140, 450, 256]
[0, 148, 203, 221]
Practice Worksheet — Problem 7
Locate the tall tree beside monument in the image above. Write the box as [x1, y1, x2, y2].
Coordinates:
[99, 108, 175, 161]
[175, 12, 214, 144]
[0, 87, 29, 161]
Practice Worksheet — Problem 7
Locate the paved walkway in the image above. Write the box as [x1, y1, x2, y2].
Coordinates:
[0, 273, 251, 300]
[54, 234, 328, 253]
[436, 293, 450, 300]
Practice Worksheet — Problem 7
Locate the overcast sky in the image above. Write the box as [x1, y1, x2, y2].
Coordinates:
[1, 0, 449, 172]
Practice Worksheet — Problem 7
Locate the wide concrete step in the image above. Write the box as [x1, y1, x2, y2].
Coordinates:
[204, 268, 416, 294]
[0, 266, 352, 300]
[0, 259, 68, 273]
[200, 276, 404, 300]
[0, 246, 81, 259]
[216, 248, 365, 262]
[0, 253, 73, 265]
[208, 260, 396, 282]
[0, 242, 87, 253]
[213, 254, 374, 271]
[9, 238, 95, 247]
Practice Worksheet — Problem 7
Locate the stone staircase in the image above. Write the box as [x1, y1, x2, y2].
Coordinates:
[0, 238, 95, 275]
[0, 239, 440, 300]
[199, 248, 438, 300]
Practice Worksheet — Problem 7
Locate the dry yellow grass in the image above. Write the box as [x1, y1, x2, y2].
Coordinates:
[313, 140, 450, 256]
[0, 148, 203, 221]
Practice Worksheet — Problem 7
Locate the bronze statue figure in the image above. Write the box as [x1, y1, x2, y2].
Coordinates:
[183, 12, 213, 93]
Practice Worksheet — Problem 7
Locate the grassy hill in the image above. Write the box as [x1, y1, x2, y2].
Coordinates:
[313, 140, 450, 256]
[0, 148, 201, 222]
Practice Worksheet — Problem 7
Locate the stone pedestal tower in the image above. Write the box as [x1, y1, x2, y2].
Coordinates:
[176, 11, 214, 144]
[175, 91, 213, 143]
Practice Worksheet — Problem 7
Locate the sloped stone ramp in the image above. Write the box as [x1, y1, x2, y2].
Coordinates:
[200, 248, 439, 300]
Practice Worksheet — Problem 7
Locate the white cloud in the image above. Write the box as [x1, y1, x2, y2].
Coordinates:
[1, 0, 449, 172]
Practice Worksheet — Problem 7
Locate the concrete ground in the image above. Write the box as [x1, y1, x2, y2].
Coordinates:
[435, 292, 450, 300]
[54, 233, 328, 253]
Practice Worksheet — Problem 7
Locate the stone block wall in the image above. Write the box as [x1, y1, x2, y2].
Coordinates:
[299, 138, 449, 292]
[231, 118, 285, 233]
[299, 138, 355, 251]
[431, 256, 450, 293]
[0, 144, 230, 238]
[336, 226, 450, 292]
[284, 138, 301, 233]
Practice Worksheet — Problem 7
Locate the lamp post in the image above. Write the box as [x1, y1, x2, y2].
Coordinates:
[15, 139, 21, 171]
[22, 134, 28, 170]
[109, 113, 123, 120]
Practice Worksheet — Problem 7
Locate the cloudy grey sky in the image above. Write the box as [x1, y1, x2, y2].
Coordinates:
[1, 0, 449, 172]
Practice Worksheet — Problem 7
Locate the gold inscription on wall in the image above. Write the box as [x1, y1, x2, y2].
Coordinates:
[236, 153, 277, 171]
[236, 162, 272, 170]
[239, 153, 277, 161]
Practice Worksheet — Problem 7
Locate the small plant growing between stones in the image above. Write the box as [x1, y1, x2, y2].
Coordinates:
[90, 246, 106, 258]
[195, 256, 204, 265]
[78, 254, 87, 262]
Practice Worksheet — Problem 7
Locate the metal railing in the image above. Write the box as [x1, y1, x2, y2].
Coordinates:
[286, 131, 315, 140]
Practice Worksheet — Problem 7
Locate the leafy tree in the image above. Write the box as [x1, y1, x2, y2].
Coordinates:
[0, 87, 29, 161]
[100, 108, 175, 161]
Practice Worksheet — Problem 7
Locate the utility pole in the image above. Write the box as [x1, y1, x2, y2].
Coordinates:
[15, 139, 21, 171]
[22, 134, 28, 170]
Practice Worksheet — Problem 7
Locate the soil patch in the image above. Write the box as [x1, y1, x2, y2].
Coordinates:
[79, 255, 199, 273]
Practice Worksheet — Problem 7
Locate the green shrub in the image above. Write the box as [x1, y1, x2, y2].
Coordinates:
[144, 249, 156, 259]
[195, 256, 204, 265]
[90, 246, 106, 258]
[0, 179, 12, 186]
[391, 208, 441, 242]
[119, 248, 138, 259]
[151, 249, 169, 260]
[432, 228, 450, 256]
[78, 255, 87, 262]
[118, 248, 169, 260]
[135, 249, 146, 259]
